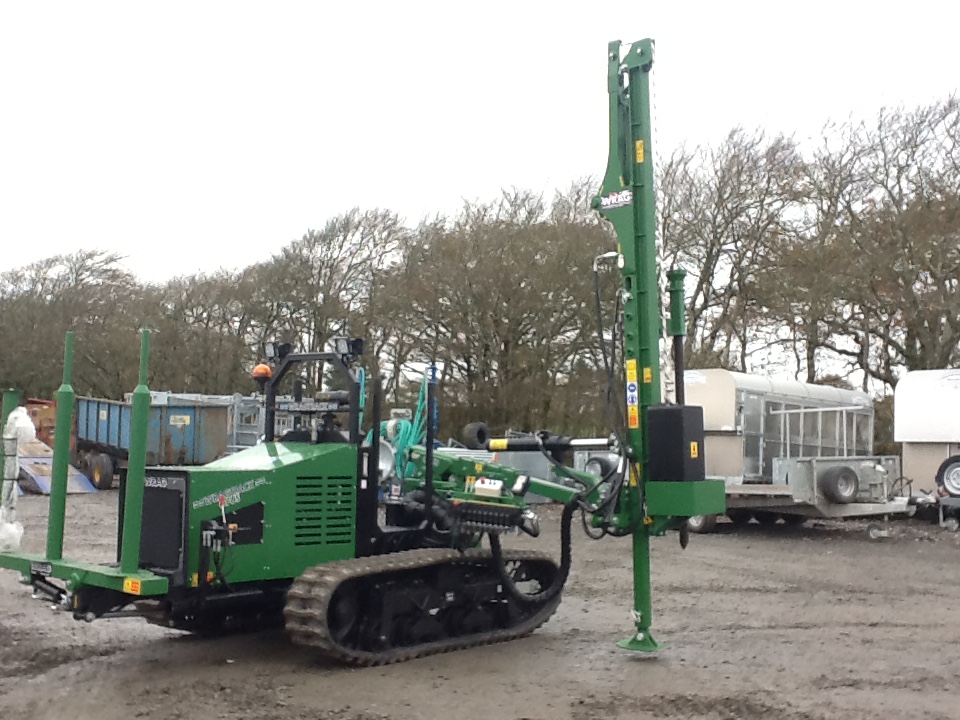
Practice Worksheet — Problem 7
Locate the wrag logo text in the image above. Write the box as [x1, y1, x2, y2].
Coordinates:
[599, 190, 632, 209]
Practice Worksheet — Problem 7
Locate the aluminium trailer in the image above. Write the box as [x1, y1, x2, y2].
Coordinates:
[578, 369, 910, 533]
[684, 369, 909, 532]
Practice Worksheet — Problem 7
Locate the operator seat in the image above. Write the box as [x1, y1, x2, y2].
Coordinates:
[315, 426, 350, 444]
[280, 428, 312, 443]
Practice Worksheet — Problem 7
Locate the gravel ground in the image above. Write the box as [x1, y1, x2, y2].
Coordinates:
[1, 492, 959, 720]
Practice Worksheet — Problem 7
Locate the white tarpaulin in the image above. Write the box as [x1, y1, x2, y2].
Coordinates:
[0, 408, 31, 551]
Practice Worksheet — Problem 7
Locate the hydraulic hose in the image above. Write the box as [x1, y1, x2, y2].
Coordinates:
[488, 499, 577, 605]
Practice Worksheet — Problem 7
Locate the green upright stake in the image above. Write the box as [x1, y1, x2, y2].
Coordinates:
[0, 390, 18, 431]
[667, 268, 688, 404]
[120, 330, 150, 575]
[1, 389, 21, 492]
[46, 332, 75, 561]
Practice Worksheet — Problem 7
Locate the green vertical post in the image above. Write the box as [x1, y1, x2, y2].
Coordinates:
[1, 389, 21, 487]
[46, 332, 76, 561]
[120, 330, 150, 575]
[1, 390, 18, 430]
[626, 38, 660, 654]
[667, 269, 687, 338]
[593, 38, 662, 653]
[667, 268, 687, 405]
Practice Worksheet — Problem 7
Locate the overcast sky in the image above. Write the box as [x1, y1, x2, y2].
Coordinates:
[2, 1, 957, 283]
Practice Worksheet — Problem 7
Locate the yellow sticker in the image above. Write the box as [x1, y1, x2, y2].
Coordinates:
[635, 140, 644, 163]
[474, 463, 484, 472]
[643, 367, 653, 384]
[489, 439, 508, 451]
[466, 476, 476, 490]
[629, 467, 638, 487]
[628, 406, 639, 428]
[123, 578, 142, 595]
[626, 360, 638, 384]
[690, 441, 699, 459]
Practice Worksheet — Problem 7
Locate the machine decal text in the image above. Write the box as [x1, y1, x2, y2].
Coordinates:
[599, 190, 633, 209]
[192, 477, 269, 510]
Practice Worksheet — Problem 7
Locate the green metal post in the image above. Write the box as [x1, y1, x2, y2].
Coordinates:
[46, 332, 76, 561]
[120, 330, 150, 575]
[1, 389, 21, 487]
[0, 390, 18, 431]
[667, 269, 687, 338]
[667, 268, 687, 405]
[593, 38, 662, 653]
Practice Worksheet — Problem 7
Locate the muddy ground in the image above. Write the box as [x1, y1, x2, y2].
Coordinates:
[1, 493, 959, 720]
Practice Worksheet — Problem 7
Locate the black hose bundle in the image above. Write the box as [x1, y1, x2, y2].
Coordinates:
[488, 499, 577, 605]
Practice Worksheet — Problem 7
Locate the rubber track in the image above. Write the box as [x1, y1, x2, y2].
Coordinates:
[284, 547, 561, 666]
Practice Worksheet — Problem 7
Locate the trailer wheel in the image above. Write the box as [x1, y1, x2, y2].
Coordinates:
[89, 453, 115, 490]
[935, 456, 960, 498]
[818, 465, 859, 504]
[79, 452, 93, 479]
[460, 422, 490, 450]
[686, 514, 718, 533]
[726, 510, 753, 526]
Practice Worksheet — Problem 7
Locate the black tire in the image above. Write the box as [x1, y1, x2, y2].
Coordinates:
[818, 465, 859, 504]
[89, 452, 115, 490]
[935, 455, 960, 498]
[78, 453, 90, 477]
[726, 510, 753, 526]
[754, 511, 780, 526]
[461, 422, 490, 450]
[687, 514, 718, 534]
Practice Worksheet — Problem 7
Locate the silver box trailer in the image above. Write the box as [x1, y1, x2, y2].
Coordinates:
[576, 369, 909, 533]
[686, 369, 908, 531]
[894, 369, 960, 497]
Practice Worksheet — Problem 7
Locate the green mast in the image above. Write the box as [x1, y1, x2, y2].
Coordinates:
[592, 38, 662, 653]
[120, 330, 151, 575]
[46, 331, 75, 561]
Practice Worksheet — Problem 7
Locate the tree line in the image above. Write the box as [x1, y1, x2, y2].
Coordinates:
[2, 96, 958, 443]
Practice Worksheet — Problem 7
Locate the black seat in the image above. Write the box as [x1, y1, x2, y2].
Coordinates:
[280, 428, 312, 443]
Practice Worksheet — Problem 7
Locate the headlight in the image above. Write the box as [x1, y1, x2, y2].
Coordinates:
[377, 439, 396, 483]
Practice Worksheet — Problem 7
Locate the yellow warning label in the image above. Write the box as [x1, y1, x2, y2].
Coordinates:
[466, 476, 476, 491]
[643, 367, 653, 384]
[628, 406, 639, 428]
[690, 441, 699, 459]
[489, 439, 508, 451]
[123, 578, 142, 595]
[474, 463, 484, 472]
[626, 359, 638, 384]
[629, 466, 638, 487]
[635, 140, 645, 163]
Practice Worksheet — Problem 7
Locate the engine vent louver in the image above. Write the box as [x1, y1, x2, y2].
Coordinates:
[294, 475, 354, 546]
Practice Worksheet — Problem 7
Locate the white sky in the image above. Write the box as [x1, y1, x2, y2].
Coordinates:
[2, 1, 957, 283]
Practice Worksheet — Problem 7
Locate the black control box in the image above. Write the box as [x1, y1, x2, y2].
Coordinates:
[645, 405, 706, 482]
